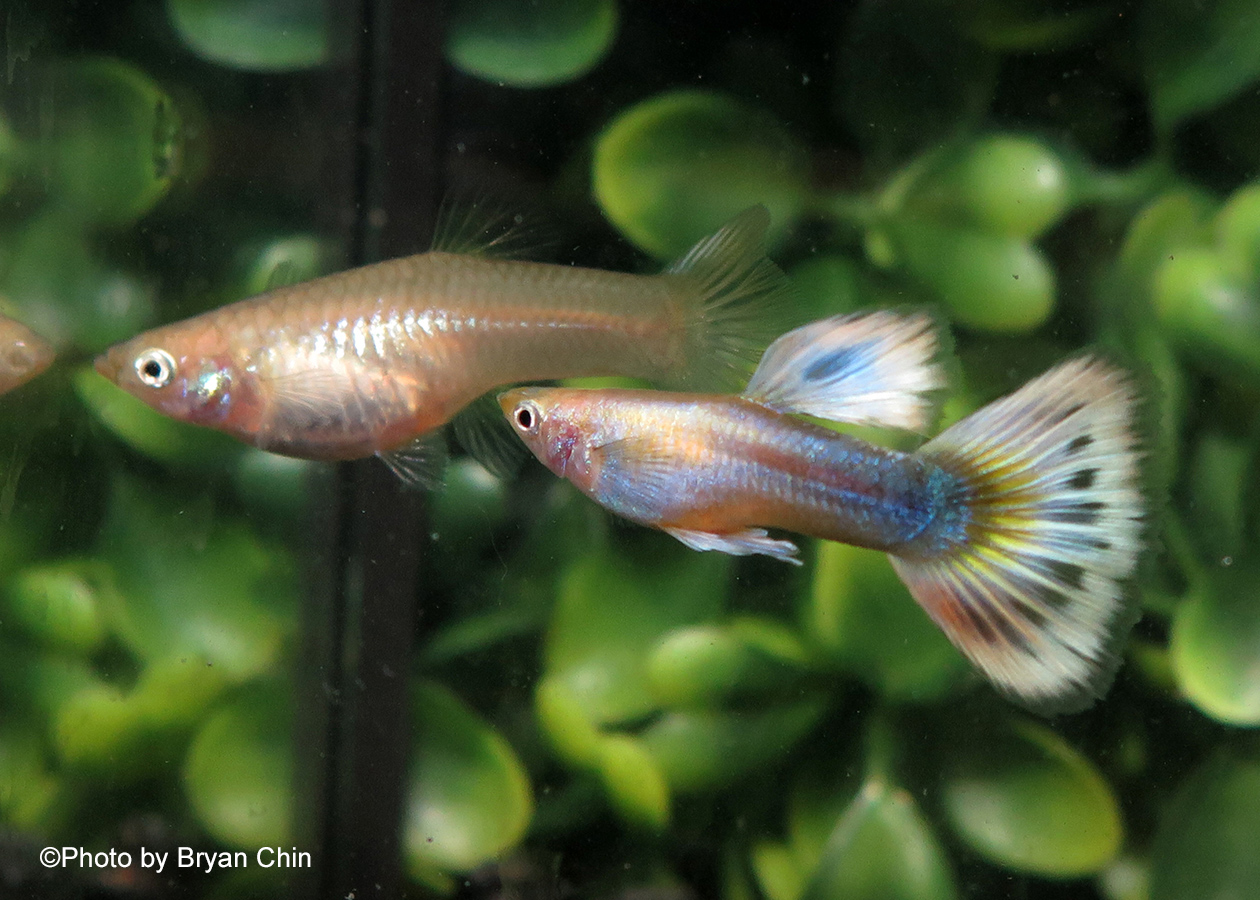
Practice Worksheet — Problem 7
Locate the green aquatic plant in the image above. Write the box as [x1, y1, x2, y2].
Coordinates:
[5, 0, 1260, 897]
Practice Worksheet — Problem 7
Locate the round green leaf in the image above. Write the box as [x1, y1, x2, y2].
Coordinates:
[97, 475, 295, 680]
[167, 0, 330, 71]
[800, 780, 958, 900]
[447, 0, 617, 88]
[1150, 745, 1260, 900]
[641, 700, 826, 794]
[597, 733, 670, 831]
[36, 58, 182, 224]
[1154, 247, 1260, 383]
[1141, 0, 1260, 130]
[4, 560, 113, 653]
[1216, 182, 1260, 274]
[907, 134, 1074, 239]
[875, 217, 1055, 333]
[646, 617, 810, 708]
[543, 549, 728, 724]
[593, 90, 808, 258]
[939, 717, 1121, 876]
[184, 686, 293, 848]
[402, 681, 533, 876]
[1171, 564, 1260, 725]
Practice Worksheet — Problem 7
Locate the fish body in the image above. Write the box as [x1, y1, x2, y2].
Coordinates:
[0, 316, 55, 394]
[502, 311, 1145, 712]
[94, 208, 788, 476]
[510, 388, 961, 556]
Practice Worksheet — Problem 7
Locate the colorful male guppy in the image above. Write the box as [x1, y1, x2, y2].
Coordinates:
[93, 207, 788, 482]
[0, 315, 54, 395]
[500, 311, 1145, 711]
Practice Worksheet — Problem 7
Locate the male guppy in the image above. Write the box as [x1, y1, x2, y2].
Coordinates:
[0, 316, 54, 395]
[501, 311, 1145, 711]
[94, 207, 789, 482]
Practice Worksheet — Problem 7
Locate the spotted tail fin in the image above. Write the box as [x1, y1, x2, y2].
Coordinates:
[889, 356, 1145, 713]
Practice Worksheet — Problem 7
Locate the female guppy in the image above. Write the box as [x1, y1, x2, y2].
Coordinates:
[94, 207, 788, 482]
[501, 311, 1145, 711]
[0, 316, 55, 395]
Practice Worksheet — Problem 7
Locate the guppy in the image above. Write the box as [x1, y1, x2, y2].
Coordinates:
[94, 207, 789, 482]
[501, 311, 1145, 711]
[0, 316, 55, 395]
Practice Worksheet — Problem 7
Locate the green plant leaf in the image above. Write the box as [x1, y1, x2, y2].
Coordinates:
[872, 216, 1055, 333]
[1149, 744, 1260, 900]
[167, 0, 330, 71]
[447, 0, 617, 88]
[592, 90, 808, 257]
[401, 681, 533, 876]
[1141, 0, 1260, 130]
[646, 617, 811, 708]
[543, 548, 728, 725]
[1171, 563, 1260, 725]
[184, 685, 293, 848]
[938, 716, 1122, 876]
[800, 780, 958, 900]
[642, 699, 827, 793]
[34, 58, 182, 224]
[97, 475, 296, 680]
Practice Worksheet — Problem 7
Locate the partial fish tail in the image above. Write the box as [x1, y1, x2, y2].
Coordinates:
[664, 206, 796, 391]
[889, 356, 1145, 713]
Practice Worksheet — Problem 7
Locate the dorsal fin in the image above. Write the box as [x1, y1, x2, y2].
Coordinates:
[742, 310, 946, 432]
[430, 195, 553, 258]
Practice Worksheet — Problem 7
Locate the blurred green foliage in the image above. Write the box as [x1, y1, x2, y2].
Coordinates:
[3, 1, 1260, 899]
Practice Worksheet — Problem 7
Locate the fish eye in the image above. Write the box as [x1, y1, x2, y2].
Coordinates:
[135, 348, 176, 388]
[513, 402, 539, 433]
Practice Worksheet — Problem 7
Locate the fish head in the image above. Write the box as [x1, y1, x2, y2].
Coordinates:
[95, 325, 249, 429]
[499, 386, 603, 490]
[0, 319, 55, 393]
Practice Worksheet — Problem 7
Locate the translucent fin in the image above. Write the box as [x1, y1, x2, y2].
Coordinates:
[663, 526, 802, 565]
[890, 356, 1145, 714]
[450, 393, 528, 479]
[377, 434, 449, 489]
[664, 206, 796, 391]
[742, 310, 945, 431]
[430, 195, 552, 259]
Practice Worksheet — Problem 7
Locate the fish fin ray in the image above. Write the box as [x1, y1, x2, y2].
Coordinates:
[451, 392, 529, 478]
[430, 194, 555, 259]
[267, 370, 362, 430]
[664, 205, 796, 391]
[742, 310, 946, 431]
[663, 526, 801, 565]
[378, 435, 448, 489]
[892, 355, 1145, 713]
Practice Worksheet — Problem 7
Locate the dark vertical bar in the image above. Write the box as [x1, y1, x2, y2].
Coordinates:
[295, 0, 447, 897]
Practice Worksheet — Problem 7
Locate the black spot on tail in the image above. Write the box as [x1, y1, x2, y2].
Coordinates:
[1051, 500, 1105, 525]
[1048, 561, 1086, 591]
[1068, 468, 1098, 490]
[1065, 434, 1094, 455]
[1052, 402, 1086, 425]
[803, 345, 863, 382]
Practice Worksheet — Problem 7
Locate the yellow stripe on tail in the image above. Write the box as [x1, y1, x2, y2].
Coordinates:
[890, 356, 1145, 713]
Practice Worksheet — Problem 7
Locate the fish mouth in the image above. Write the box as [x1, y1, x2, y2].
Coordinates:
[93, 349, 121, 382]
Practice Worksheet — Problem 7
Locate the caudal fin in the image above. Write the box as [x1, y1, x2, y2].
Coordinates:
[889, 356, 1145, 713]
[665, 206, 795, 391]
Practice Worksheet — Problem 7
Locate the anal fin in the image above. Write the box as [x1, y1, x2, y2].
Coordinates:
[377, 434, 449, 490]
[663, 526, 801, 565]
